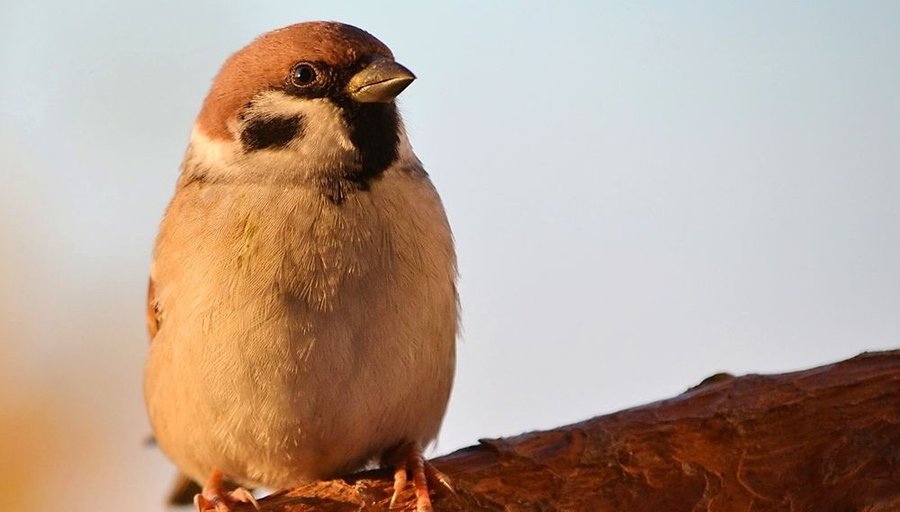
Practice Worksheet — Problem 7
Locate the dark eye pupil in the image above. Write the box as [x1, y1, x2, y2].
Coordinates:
[293, 64, 316, 85]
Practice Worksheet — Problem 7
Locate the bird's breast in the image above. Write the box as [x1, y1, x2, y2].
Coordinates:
[146, 165, 457, 485]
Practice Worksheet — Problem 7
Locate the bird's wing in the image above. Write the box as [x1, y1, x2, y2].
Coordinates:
[147, 277, 160, 341]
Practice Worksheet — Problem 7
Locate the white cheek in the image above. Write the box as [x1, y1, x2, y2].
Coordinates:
[187, 127, 239, 173]
[244, 92, 355, 157]
[187, 93, 358, 182]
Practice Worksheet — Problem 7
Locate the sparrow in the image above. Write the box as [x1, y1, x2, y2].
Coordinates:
[144, 21, 458, 512]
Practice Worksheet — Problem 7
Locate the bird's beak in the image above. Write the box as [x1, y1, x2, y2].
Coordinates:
[346, 58, 416, 103]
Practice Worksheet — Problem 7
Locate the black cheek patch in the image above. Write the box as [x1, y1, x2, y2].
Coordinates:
[240, 115, 304, 151]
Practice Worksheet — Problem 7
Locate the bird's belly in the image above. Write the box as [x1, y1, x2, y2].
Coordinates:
[145, 272, 455, 489]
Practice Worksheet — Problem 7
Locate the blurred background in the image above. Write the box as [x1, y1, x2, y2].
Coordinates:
[2, 1, 899, 510]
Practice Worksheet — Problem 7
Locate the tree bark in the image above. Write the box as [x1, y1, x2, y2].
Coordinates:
[237, 350, 900, 511]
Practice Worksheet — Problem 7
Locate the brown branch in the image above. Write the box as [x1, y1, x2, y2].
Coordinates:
[234, 350, 900, 511]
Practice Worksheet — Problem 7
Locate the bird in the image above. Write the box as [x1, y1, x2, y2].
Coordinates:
[144, 21, 458, 512]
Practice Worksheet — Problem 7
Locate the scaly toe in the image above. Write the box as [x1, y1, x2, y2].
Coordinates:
[194, 470, 258, 512]
[387, 442, 445, 512]
[390, 466, 408, 509]
[425, 461, 455, 496]
[228, 487, 259, 510]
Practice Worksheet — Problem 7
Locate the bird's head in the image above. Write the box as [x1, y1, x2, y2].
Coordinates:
[187, 21, 417, 186]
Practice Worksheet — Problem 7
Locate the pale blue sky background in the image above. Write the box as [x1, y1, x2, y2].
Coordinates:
[1, 2, 899, 511]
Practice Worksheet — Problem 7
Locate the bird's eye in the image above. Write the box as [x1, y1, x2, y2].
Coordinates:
[291, 63, 318, 87]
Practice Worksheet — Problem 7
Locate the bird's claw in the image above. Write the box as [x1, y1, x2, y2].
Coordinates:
[193, 470, 259, 512]
[388, 442, 453, 512]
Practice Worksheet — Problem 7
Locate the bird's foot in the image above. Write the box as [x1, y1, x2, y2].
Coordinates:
[388, 442, 454, 512]
[193, 470, 259, 512]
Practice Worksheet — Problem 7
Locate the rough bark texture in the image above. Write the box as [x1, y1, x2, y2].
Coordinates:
[229, 351, 900, 511]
